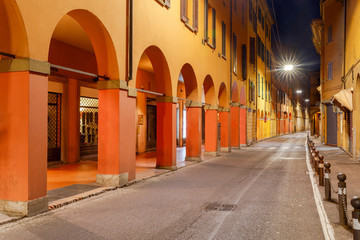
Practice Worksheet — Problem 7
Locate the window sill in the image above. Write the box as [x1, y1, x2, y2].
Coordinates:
[222, 55, 227, 60]
[206, 41, 216, 50]
[184, 21, 196, 33]
[156, 0, 170, 8]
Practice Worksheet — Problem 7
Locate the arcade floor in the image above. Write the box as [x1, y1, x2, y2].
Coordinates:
[47, 146, 203, 191]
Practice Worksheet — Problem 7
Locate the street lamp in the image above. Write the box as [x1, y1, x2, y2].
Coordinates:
[284, 64, 294, 71]
[305, 99, 309, 102]
[296, 90, 302, 94]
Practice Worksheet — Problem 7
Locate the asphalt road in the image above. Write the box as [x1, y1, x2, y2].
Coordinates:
[0, 133, 324, 240]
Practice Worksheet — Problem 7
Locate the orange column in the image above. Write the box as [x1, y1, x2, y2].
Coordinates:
[156, 97, 177, 169]
[230, 104, 240, 149]
[97, 87, 136, 186]
[240, 106, 247, 146]
[219, 109, 230, 152]
[186, 104, 202, 161]
[0, 71, 48, 216]
[66, 78, 80, 163]
[204, 107, 218, 156]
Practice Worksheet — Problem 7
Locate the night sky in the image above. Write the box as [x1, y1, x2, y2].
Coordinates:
[267, 0, 321, 72]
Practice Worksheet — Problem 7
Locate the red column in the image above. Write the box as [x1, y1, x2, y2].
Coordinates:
[0, 71, 48, 216]
[219, 110, 230, 152]
[186, 104, 202, 161]
[231, 105, 240, 148]
[240, 106, 247, 146]
[66, 78, 80, 163]
[205, 108, 218, 156]
[97, 87, 136, 186]
[156, 97, 177, 169]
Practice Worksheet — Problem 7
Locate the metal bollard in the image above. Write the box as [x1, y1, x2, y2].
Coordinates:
[351, 196, 360, 240]
[314, 150, 320, 175]
[324, 162, 331, 201]
[311, 146, 316, 166]
[338, 173, 348, 226]
[318, 155, 324, 186]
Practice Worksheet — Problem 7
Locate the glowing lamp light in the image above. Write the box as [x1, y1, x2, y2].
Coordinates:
[305, 99, 310, 102]
[296, 90, 302, 94]
[284, 65, 294, 71]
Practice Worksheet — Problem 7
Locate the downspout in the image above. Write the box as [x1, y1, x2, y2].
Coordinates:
[342, 0, 346, 89]
[229, 0, 233, 151]
[127, 0, 133, 82]
[255, 3, 258, 142]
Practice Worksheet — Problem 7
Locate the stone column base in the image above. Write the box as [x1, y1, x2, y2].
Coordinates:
[96, 173, 128, 187]
[221, 147, 231, 152]
[156, 165, 178, 171]
[0, 196, 48, 217]
[185, 157, 202, 162]
[240, 144, 247, 147]
[204, 151, 217, 156]
[231, 146, 240, 150]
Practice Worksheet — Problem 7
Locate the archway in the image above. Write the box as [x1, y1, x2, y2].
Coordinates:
[176, 64, 202, 161]
[47, 10, 121, 193]
[231, 81, 240, 148]
[218, 83, 230, 152]
[202, 75, 217, 155]
[135, 46, 175, 175]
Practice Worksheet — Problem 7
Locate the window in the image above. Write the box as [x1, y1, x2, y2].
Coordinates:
[242, 4, 245, 26]
[222, 21, 226, 57]
[242, 44, 247, 80]
[258, 7, 262, 22]
[234, 0, 237, 11]
[265, 80, 267, 100]
[156, 0, 170, 7]
[250, 37, 255, 65]
[261, 77, 264, 98]
[233, 33, 237, 73]
[181, 0, 198, 32]
[327, 62, 333, 80]
[265, 25, 268, 38]
[266, 50, 270, 67]
[204, 1, 216, 48]
[258, 74, 260, 96]
[328, 25, 332, 43]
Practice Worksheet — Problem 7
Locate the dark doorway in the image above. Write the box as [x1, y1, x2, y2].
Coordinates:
[146, 105, 157, 151]
[326, 104, 337, 145]
[48, 92, 62, 162]
[202, 108, 205, 143]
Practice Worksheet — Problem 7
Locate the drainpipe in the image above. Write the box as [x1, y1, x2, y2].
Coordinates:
[229, 0, 233, 151]
[342, 0, 346, 89]
[127, 0, 133, 82]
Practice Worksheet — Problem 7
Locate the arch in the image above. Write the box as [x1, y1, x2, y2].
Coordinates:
[202, 75, 216, 105]
[136, 46, 172, 96]
[218, 82, 228, 107]
[231, 81, 239, 103]
[0, 0, 29, 57]
[261, 110, 264, 119]
[179, 63, 198, 101]
[48, 9, 119, 79]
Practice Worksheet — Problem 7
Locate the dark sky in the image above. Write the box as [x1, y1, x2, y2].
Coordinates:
[267, 0, 321, 71]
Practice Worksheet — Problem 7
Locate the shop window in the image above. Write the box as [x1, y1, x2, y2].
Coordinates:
[80, 97, 99, 149]
[181, 0, 198, 32]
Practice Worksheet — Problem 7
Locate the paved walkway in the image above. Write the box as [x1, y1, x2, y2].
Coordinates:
[310, 136, 357, 239]
[0, 133, 323, 239]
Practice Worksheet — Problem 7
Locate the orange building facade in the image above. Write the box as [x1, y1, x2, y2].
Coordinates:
[0, 0, 308, 216]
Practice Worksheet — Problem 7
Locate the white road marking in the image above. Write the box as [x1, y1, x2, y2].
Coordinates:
[305, 141, 335, 240]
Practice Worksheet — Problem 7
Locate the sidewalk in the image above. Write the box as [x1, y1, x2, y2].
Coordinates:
[310, 136, 358, 239]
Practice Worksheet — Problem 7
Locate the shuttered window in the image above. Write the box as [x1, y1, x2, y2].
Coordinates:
[222, 21, 226, 57]
[242, 44, 247, 80]
[250, 37, 255, 64]
[180, 0, 198, 32]
[233, 33, 237, 73]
